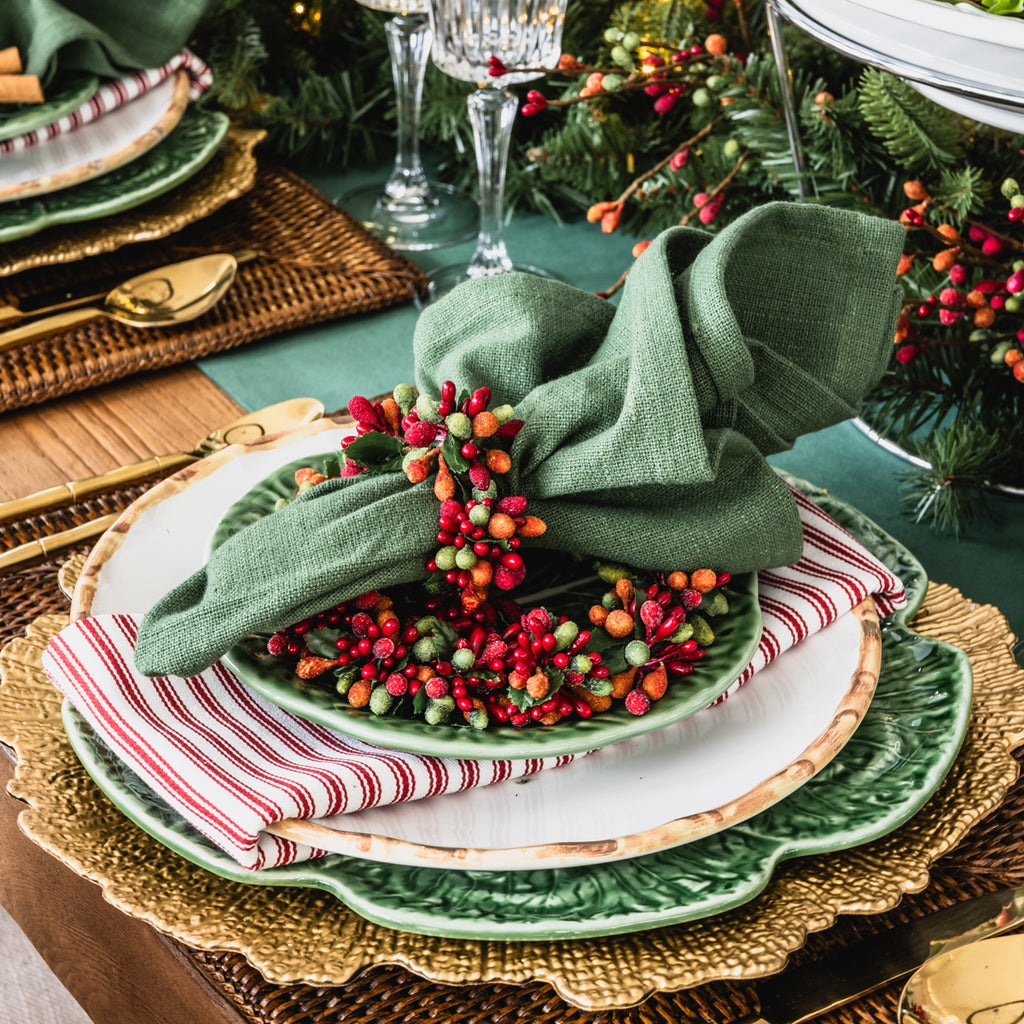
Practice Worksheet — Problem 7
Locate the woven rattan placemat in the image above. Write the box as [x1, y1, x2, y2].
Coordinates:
[1, 480, 1022, 1024]
[0, 163, 427, 413]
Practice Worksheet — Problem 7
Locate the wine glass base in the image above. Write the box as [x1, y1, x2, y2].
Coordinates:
[418, 261, 563, 309]
[337, 182, 478, 252]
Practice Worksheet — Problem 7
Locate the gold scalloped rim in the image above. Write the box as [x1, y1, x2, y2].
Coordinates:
[2, 581, 1022, 1010]
[0, 126, 264, 276]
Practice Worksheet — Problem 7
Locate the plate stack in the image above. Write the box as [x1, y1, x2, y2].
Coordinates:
[0, 48, 242, 257]
[49, 420, 974, 952]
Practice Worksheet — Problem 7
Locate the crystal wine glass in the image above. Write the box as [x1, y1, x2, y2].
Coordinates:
[338, 0, 478, 251]
[424, 0, 567, 301]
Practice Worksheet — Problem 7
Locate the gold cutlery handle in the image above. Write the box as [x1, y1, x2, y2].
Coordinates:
[0, 307, 104, 353]
[0, 514, 118, 574]
[0, 451, 196, 525]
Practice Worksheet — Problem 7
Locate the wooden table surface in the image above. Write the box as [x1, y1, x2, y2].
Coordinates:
[0, 365, 252, 1024]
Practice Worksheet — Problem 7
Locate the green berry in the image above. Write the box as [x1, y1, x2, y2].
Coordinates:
[668, 621, 693, 644]
[369, 686, 394, 716]
[452, 647, 476, 671]
[691, 87, 713, 108]
[424, 696, 455, 725]
[603, 27, 623, 43]
[705, 592, 729, 617]
[601, 73, 626, 91]
[691, 615, 715, 647]
[611, 45, 632, 67]
[570, 654, 593, 675]
[434, 545, 458, 571]
[621, 31, 641, 49]
[491, 403, 515, 424]
[624, 640, 651, 666]
[455, 547, 478, 570]
[970, 328, 993, 343]
[553, 620, 579, 652]
[1001, 177, 1020, 200]
[991, 340, 1014, 364]
[468, 503, 491, 526]
[1011, 195, 1024, 209]
[722, 138, 741, 159]
[415, 393, 442, 423]
[392, 382, 417, 414]
[445, 411, 472, 438]
[1005, 296, 1022, 314]
[706, 74, 725, 91]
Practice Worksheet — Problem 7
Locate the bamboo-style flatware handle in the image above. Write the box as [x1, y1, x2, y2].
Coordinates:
[0, 451, 196, 525]
[0, 515, 118, 574]
[0, 307, 104, 353]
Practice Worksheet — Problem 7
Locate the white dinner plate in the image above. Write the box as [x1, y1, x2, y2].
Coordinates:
[787, 0, 1024, 102]
[71, 420, 879, 871]
[848, 0, 1024, 49]
[0, 70, 188, 203]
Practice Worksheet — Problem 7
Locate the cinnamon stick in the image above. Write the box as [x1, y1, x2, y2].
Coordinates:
[0, 74, 44, 104]
[0, 47, 22, 75]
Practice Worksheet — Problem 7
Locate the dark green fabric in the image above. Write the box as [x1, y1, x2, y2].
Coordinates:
[2, 0, 216, 84]
[134, 202, 904, 678]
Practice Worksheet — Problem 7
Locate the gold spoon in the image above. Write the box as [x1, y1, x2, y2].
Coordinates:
[0, 249, 258, 354]
[898, 933, 1024, 1024]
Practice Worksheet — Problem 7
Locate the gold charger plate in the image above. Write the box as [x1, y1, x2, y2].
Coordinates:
[0, 126, 263, 277]
[3, 577, 1022, 1010]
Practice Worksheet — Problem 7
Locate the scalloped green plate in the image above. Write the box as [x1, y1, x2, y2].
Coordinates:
[0, 104, 229, 243]
[0, 72, 98, 140]
[62, 607, 971, 940]
[214, 454, 763, 760]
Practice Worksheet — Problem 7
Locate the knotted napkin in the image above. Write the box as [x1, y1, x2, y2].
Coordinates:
[134, 202, 904, 679]
[44, 486, 906, 870]
[0, 49, 212, 155]
[1, 0, 218, 85]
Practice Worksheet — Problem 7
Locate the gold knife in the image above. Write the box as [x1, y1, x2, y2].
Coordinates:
[0, 396, 325, 528]
[730, 888, 1024, 1024]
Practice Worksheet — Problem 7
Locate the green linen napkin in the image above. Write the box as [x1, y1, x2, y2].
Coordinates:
[2, 0, 217, 84]
[134, 201, 904, 678]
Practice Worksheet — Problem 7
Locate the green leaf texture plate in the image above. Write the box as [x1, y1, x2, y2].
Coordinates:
[0, 105, 229, 242]
[214, 455, 763, 760]
[0, 73, 98, 140]
[62, 490, 970, 941]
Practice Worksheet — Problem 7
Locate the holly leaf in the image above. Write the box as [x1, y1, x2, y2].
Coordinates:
[304, 628, 344, 659]
[412, 686, 429, 715]
[441, 432, 471, 473]
[318, 454, 342, 479]
[341, 432, 405, 472]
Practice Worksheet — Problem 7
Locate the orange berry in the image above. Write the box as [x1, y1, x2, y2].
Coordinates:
[705, 33, 728, 55]
[471, 411, 499, 438]
[605, 609, 634, 638]
[588, 605, 609, 626]
[615, 577, 634, 604]
[936, 223, 960, 242]
[433, 454, 455, 501]
[690, 568, 718, 593]
[931, 247, 958, 272]
[526, 672, 550, 699]
[518, 515, 547, 537]
[347, 679, 372, 707]
[813, 90, 834, 107]
[380, 397, 402, 434]
[903, 180, 930, 201]
[896, 253, 915, 276]
[632, 239, 652, 259]
[641, 663, 668, 701]
[295, 655, 338, 679]
[1015, 361, 1024, 383]
[965, 290, 986, 308]
[487, 512, 516, 538]
[470, 560, 493, 587]
[1005, 348, 1024, 367]
[973, 307, 995, 328]
[485, 448, 512, 473]
[667, 571, 689, 590]
[609, 667, 637, 699]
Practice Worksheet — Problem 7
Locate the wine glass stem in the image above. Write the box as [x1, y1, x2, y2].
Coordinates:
[466, 86, 518, 275]
[382, 13, 432, 205]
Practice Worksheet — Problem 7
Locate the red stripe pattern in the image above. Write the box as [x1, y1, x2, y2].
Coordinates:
[0, 50, 212, 156]
[41, 489, 905, 871]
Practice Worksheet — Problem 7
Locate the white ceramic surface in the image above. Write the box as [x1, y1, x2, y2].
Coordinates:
[0, 72, 186, 202]
[848, 0, 1024, 48]
[74, 422, 874, 868]
[792, 0, 1024, 101]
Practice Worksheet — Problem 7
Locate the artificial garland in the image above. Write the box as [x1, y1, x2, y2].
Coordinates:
[254, 384, 734, 730]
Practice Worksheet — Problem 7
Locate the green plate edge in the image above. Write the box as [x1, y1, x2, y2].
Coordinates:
[60, 488, 971, 941]
[214, 454, 763, 760]
[0, 73, 99, 140]
[0, 105, 229, 242]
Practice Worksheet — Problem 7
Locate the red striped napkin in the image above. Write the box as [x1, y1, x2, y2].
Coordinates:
[0, 49, 212, 156]
[42, 485, 905, 871]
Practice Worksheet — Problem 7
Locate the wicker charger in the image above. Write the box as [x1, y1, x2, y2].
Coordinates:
[0, 163, 427, 413]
